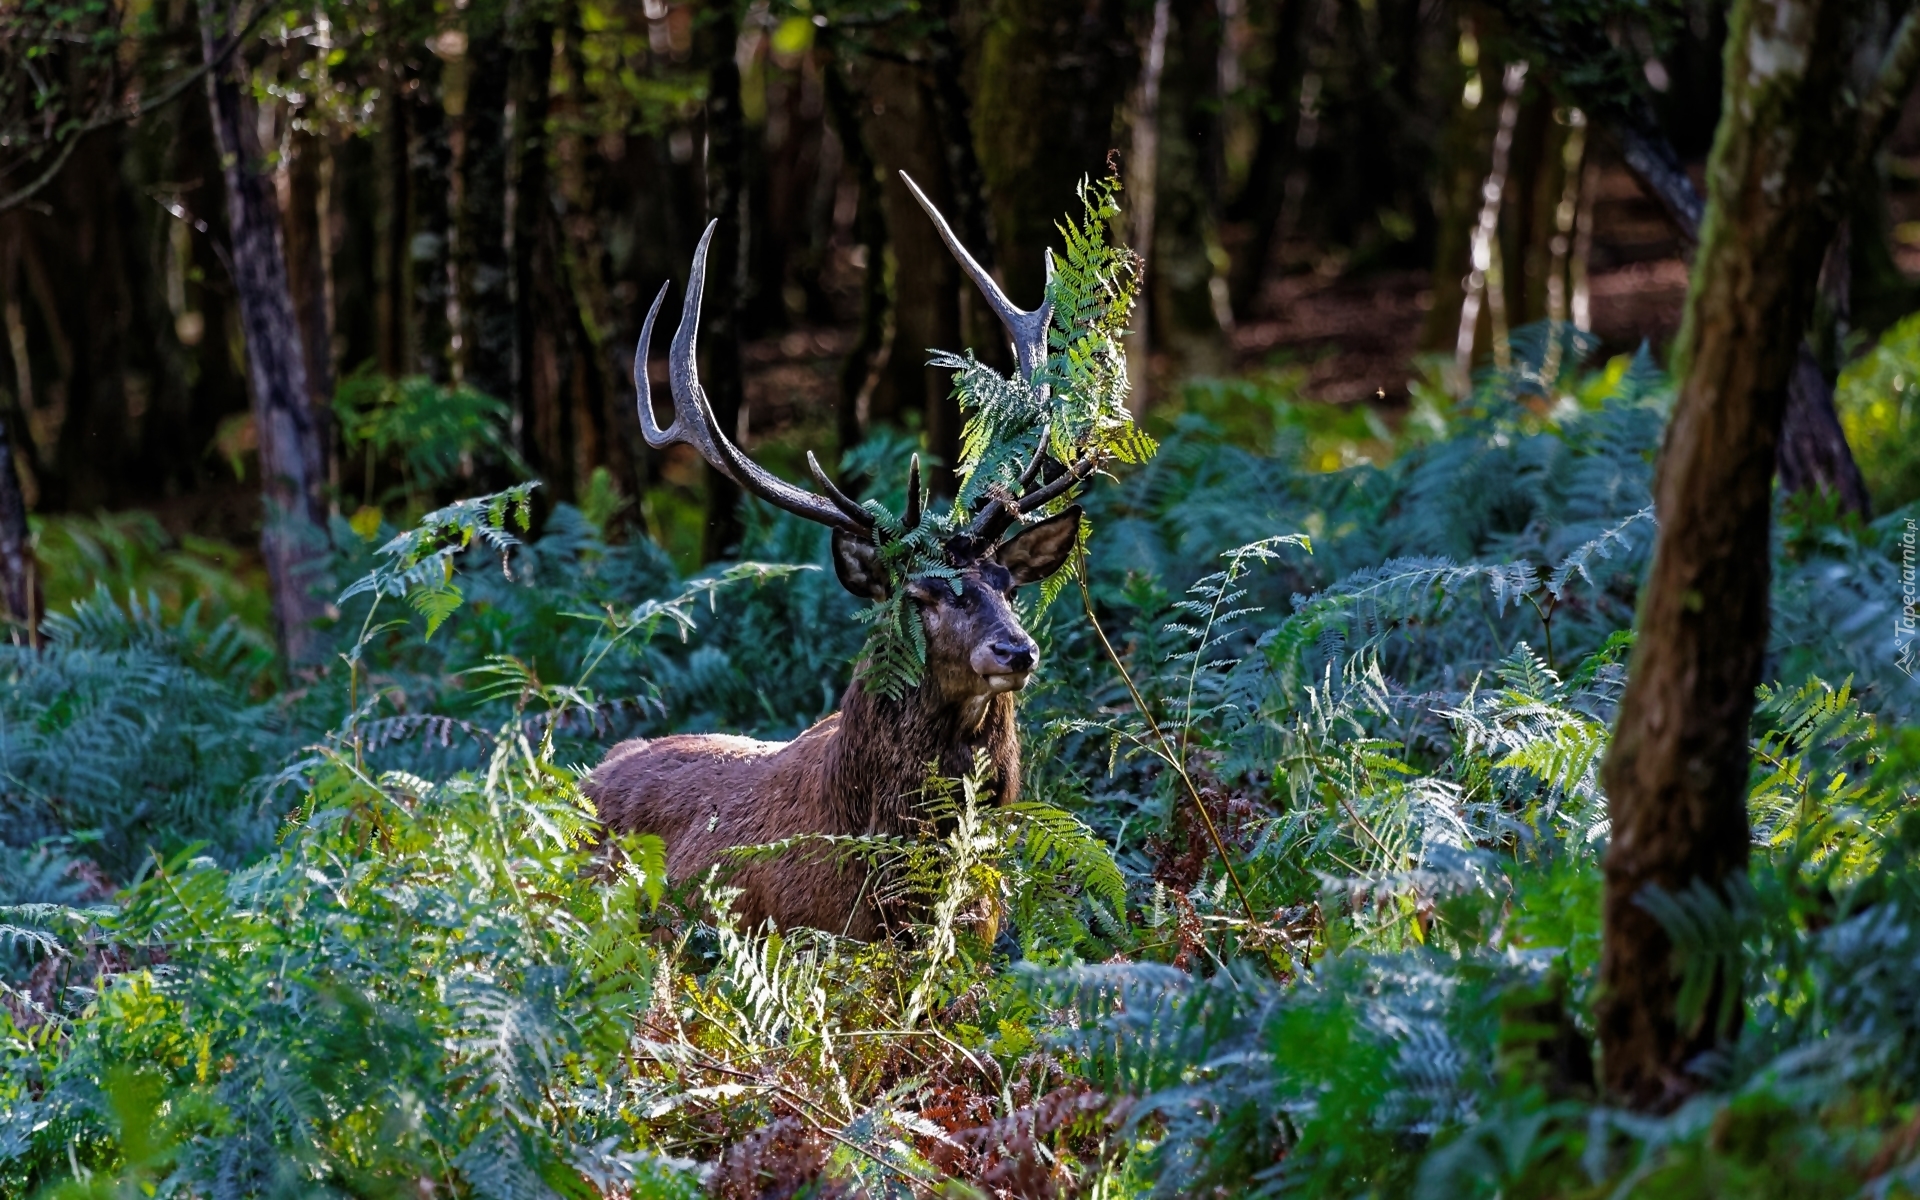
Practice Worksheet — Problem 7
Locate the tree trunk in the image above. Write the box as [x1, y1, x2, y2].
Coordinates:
[973, 0, 1135, 306]
[1125, 0, 1171, 416]
[462, 20, 515, 402]
[698, 5, 747, 562]
[377, 69, 409, 378]
[822, 48, 890, 460]
[285, 130, 335, 413]
[0, 392, 35, 644]
[512, 14, 556, 475]
[1598, 0, 1855, 1108]
[1612, 123, 1873, 516]
[407, 48, 453, 383]
[1224, 0, 1307, 316]
[921, 0, 1002, 387]
[859, 60, 960, 450]
[200, 0, 330, 663]
[1144, 0, 1227, 373]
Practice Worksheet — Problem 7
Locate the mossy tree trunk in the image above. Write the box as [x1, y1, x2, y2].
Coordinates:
[1598, 0, 1918, 1108]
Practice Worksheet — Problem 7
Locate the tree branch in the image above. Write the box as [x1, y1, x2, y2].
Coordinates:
[1612, 122, 1703, 245]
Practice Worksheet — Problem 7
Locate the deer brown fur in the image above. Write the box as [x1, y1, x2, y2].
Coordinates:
[587, 521, 1079, 938]
[589, 182, 1098, 938]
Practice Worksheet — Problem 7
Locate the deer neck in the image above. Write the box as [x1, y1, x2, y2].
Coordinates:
[826, 681, 1021, 834]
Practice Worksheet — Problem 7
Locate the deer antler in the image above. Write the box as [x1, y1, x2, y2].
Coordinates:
[635, 221, 875, 534]
[900, 172, 1053, 382]
[901, 178, 1102, 547]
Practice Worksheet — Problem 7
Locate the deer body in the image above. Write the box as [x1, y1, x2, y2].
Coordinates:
[593, 179, 1095, 938]
[587, 683, 1020, 938]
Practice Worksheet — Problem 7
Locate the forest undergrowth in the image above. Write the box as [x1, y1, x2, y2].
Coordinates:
[5, 327, 1920, 1197]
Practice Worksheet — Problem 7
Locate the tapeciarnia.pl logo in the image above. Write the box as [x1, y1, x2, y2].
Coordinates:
[1900, 518, 1917, 678]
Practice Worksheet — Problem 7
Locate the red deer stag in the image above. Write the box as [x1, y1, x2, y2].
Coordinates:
[587, 179, 1103, 939]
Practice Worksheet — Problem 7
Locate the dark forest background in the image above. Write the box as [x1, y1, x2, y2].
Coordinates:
[11, 0, 1917, 621]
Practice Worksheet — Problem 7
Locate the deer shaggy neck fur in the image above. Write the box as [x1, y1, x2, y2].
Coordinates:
[585, 677, 1021, 940]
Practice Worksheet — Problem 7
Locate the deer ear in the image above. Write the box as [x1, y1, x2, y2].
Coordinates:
[996, 505, 1082, 585]
[831, 528, 889, 599]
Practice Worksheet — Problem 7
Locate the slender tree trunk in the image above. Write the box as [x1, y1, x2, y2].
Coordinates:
[200, 0, 329, 662]
[285, 130, 335, 410]
[860, 60, 959, 449]
[462, 20, 514, 401]
[1126, 0, 1171, 417]
[1613, 123, 1873, 515]
[822, 47, 889, 460]
[375, 70, 409, 378]
[512, 15, 556, 472]
[0, 395, 35, 644]
[921, 0, 1002, 388]
[407, 49, 454, 383]
[698, 5, 747, 562]
[1146, 0, 1228, 373]
[1597, 0, 1859, 1108]
[0, 225, 44, 631]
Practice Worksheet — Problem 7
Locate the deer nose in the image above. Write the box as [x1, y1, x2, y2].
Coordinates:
[992, 640, 1037, 673]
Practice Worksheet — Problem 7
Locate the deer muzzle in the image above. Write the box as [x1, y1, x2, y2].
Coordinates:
[973, 639, 1039, 692]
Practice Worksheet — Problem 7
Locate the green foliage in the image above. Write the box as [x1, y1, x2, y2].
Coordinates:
[9, 319, 1920, 1195]
[1836, 310, 1920, 510]
[29, 513, 274, 643]
[334, 373, 527, 521]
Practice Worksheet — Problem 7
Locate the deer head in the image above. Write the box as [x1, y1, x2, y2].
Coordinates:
[633, 180, 1098, 700]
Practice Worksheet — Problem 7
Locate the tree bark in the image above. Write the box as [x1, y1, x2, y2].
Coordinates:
[920, 0, 1002, 386]
[512, 14, 556, 476]
[1598, 0, 1856, 1108]
[284, 129, 335, 413]
[462, 19, 515, 402]
[973, 0, 1135, 306]
[0, 391, 36, 644]
[199, 0, 329, 663]
[377, 68, 410, 378]
[697, 4, 747, 562]
[859, 60, 959, 451]
[821, 46, 890, 460]
[407, 48, 454, 383]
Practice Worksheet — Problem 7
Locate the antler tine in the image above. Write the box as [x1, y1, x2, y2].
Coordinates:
[900, 171, 1053, 382]
[964, 451, 1100, 544]
[638, 220, 873, 533]
[904, 454, 922, 532]
[956, 424, 1054, 545]
[805, 452, 874, 527]
[1017, 423, 1052, 490]
[633, 281, 675, 447]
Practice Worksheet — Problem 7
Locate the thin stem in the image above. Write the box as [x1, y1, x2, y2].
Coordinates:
[1523, 589, 1558, 672]
[1075, 547, 1259, 926]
